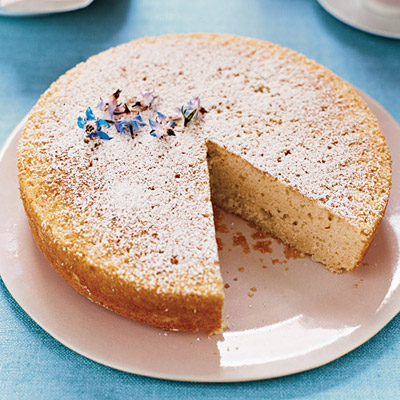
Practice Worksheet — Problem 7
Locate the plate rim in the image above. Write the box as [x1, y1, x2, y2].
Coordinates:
[318, 0, 400, 39]
[0, 0, 94, 17]
[1, 87, 400, 382]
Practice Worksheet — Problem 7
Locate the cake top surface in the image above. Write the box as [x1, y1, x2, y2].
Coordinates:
[18, 34, 391, 291]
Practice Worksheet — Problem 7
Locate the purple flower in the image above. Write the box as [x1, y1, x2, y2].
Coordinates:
[180, 96, 206, 126]
[141, 90, 154, 109]
[97, 98, 107, 112]
[130, 89, 155, 111]
[77, 107, 112, 140]
[149, 111, 175, 139]
[113, 104, 131, 131]
[97, 89, 125, 119]
[114, 120, 128, 134]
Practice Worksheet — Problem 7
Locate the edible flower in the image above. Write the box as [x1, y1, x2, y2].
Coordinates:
[115, 112, 147, 137]
[97, 89, 125, 119]
[84, 91, 206, 142]
[130, 114, 147, 131]
[130, 89, 155, 111]
[77, 107, 112, 140]
[149, 111, 176, 139]
[140, 90, 155, 109]
[180, 96, 206, 126]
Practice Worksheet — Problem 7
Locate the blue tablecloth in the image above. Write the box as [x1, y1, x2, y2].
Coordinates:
[1, 0, 399, 398]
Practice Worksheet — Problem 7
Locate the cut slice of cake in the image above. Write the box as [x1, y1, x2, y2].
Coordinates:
[17, 34, 391, 332]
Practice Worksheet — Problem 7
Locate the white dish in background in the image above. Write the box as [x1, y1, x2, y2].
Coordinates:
[1, 88, 400, 382]
[318, 0, 400, 39]
[0, 0, 93, 16]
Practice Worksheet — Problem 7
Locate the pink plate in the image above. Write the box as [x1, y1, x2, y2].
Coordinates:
[1, 88, 400, 382]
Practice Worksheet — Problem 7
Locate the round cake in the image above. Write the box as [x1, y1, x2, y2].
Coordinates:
[17, 34, 392, 332]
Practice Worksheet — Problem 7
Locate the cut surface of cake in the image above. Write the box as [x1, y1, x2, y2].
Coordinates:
[17, 34, 392, 332]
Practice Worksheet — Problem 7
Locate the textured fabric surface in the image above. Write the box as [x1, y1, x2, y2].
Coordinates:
[1, 0, 400, 398]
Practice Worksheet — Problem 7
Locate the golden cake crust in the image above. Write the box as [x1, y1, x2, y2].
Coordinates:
[18, 34, 391, 332]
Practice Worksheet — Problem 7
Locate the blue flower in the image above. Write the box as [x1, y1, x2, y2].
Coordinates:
[77, 107, 112, 140]
[115, 111, 147, 137]
[180, 96, 206, 127]
[114, 120, 128, 134]
[149, 111, 175, 139]
[130, 114, 147, 131]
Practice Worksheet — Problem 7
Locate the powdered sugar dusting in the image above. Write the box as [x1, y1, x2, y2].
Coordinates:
[18, 34, 391, 295]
